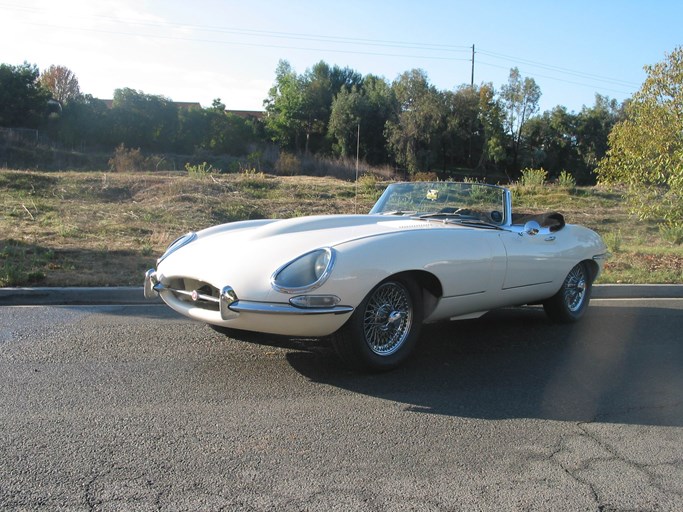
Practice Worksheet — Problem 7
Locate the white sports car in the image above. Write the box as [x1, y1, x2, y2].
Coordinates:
[145, 181, 608, 370]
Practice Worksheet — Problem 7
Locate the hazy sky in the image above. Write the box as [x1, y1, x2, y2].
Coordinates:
[2, 0, 681, 113]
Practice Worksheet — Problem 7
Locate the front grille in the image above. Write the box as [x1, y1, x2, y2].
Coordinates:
[166, 277, 220, 311]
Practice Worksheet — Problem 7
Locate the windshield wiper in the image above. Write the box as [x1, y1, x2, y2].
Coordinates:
[415, 212, 465, 219]
[380, 210, 418, 216]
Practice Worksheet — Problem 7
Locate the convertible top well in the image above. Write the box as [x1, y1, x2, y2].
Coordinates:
[511, 212, 566, 232]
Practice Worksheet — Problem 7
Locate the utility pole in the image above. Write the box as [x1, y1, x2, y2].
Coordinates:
[355, 123, 360, 214]
[471, 44, 475, 87]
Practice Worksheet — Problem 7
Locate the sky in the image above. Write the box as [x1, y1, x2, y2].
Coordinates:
[1, 0, 681, 114]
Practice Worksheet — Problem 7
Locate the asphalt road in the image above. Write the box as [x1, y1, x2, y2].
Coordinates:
[1, 298, 682, 511]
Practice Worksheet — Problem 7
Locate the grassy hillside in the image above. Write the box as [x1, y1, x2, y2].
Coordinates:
[1, 169, 681, 287]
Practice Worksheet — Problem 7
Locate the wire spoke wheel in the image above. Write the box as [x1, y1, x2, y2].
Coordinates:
[543, 262, 592, 323]
[331, 276, 422, 370]
[363, 281, 413, 356]
[563, 264, 588, 312]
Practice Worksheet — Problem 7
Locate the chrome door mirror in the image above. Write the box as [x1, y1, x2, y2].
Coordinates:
[524, 220, 541, 236]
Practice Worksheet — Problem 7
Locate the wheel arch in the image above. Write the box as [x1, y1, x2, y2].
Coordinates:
[582, 258, 600, 283]
[389, 269, 443, 319]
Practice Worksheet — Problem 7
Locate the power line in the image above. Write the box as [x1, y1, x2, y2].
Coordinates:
[2, 1, 639, 96]
[476, 60, 635, 96]
[477, 48, 641, 88]
[12, 19, 474, 63]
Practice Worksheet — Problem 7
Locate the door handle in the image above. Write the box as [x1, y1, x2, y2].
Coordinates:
[545, 236, 556, 242]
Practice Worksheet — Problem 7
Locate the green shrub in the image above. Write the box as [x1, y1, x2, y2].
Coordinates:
[659, 223, 683, 245]
[108, 144, 147, 172]
[602, 229, 622, 253]
[358, 173, 382, 200]
[275, 152, 300, 176]
[557, 170, 576, 191]
[184, 161, 214, 178]
[519, 167, 548, 188]
[412, 171, 439, 182]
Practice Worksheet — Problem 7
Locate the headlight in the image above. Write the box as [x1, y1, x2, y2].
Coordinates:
[157, 232, 197, 265]
[271, 248, 334, 294]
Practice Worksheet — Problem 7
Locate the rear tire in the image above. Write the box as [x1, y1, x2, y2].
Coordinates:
[331, 277, 422, 371]
[543, 262, 592, 323]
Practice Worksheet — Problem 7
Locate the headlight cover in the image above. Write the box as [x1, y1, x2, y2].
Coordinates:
[157, 232, 197, 265]
[271, 248, 335, 294]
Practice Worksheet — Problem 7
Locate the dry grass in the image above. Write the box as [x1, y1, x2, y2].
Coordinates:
[1, 169, 681, 286]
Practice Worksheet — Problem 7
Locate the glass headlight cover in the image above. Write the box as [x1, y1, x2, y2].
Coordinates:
[157, 232, 197, 265]
[271, 248, 335, 294]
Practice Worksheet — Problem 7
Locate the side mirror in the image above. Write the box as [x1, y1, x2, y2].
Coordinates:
[523, 220, 541, 236]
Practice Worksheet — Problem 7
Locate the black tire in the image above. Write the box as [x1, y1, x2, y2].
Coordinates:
[543, 262, 592, 323]
[331, 277, 422, 371]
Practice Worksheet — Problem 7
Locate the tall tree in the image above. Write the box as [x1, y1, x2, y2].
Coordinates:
[385, 69, 443, 173]
[0, 62, 51, 128]
[39, 65, 81, 105]
[440, 85, 482, 169]
[597, 46, 683, 226]
[501, 67, 541, 172]
[48, 94, 108, 148]
[523, 106, 580, 176]
[575, 94, 622, 181]
[328, 75, 393, 164]
[264, 60, 307, 151]
[109, 88, 179, 151]
[477, 83, 506, 172]
[328, 86, 365, 158]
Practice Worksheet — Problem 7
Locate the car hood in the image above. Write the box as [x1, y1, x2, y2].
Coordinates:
[156, 214, 447, 298]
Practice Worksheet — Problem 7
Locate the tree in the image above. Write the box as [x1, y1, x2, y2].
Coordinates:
[264, 60, 363, 154]
[574, 94, 622, 182]
[477, 83, 506, 172]
[39, 65, 81, 105]
[328, 75, 393, 164]
[328, 86, 364, 158]
[264, 60, 307, 151]
[523, 106, 581, 177]
[596, 47, 683, 226]
[501, 67, 541, 172]
[0, 62, 51, 128]
[109, 88, 179, 151]
[439, 85, 482, 170]
[385, 69, 443, 173]
[48, 94, 108, 148]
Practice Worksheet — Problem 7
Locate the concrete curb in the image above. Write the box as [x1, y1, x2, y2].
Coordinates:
[591, 284, 683, 299]
[0, 284, 681, 306]
[0, 287, 162, 306]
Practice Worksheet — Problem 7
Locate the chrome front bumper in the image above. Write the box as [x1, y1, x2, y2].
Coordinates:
[144, 269, 353, 320]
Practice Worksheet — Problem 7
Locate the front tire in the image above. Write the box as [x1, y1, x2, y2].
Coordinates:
[543, 262, 592, 323]
[331, 277, 422, 371]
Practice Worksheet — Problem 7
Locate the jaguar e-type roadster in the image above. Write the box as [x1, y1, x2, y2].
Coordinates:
[145, 181, 608, 370]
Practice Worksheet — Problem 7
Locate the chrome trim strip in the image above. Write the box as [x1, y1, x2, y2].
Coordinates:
[230, 300, 353, 316]
[147, 280, 219, 304]
[173, 288, 219, 303]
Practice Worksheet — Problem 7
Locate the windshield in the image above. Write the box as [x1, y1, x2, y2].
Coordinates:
[370, 181, 508, 226]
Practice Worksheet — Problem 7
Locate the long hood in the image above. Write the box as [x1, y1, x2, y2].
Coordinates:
[156, 214, 445, 298]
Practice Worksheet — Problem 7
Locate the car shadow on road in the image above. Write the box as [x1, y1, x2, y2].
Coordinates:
[283, 305, 683, 428]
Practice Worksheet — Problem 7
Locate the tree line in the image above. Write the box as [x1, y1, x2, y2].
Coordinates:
[0, 59, 623, 183]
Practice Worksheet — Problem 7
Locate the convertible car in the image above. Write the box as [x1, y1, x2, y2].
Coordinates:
[145, 181, 608, 370]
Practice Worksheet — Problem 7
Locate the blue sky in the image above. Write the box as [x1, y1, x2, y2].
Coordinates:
[1, 0, 681, 113]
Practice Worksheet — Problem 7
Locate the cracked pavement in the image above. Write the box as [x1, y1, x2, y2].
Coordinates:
[0, 298, 682, 510]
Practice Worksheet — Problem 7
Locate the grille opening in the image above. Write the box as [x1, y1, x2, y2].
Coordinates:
[168, 277, 220, 311]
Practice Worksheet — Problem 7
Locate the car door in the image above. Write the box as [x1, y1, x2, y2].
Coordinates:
[498, 229, 560, 290]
